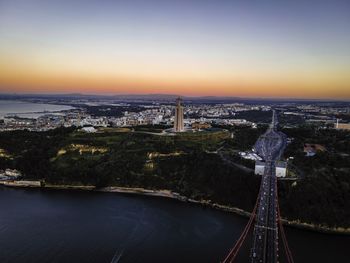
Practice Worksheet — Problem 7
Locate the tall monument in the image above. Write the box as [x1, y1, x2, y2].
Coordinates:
[174, 97, 184, 132]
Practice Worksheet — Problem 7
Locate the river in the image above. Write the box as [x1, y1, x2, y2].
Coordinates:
[0, 187, 348, 263]
[0, 100, 74, 118]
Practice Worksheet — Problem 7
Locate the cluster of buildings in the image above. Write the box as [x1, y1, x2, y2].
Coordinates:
[106, 99, 261, 131]
[276, 103, 350, 128]
[184, 103, 269, 118]
[0, 99, 261, 132]
[1, 99, 349, 133]
[0, 111, 109, 132]
[0, 169, 21, 181]
[296, 105, 350, 115]
[107, 99, 260, 131]
[108, 107, 171, 127]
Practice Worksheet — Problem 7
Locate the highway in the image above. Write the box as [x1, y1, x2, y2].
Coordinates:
[250, 110, 287, 263]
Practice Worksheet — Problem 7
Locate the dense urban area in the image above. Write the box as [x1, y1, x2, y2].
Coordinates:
[0, 94, 349, 232]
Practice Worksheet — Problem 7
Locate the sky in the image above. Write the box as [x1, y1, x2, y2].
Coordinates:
[0, 0, 350, 99]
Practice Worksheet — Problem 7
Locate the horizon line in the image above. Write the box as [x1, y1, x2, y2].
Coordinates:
[0, 92, 349, 102]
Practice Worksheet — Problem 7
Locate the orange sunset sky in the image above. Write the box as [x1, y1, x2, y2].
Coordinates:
[1, 0, 350, 99]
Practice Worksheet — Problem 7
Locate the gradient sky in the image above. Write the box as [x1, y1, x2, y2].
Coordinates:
[0, 0, 350, 98]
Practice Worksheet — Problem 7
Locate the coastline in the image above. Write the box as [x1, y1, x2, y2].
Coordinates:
[1, 181, 349, 235]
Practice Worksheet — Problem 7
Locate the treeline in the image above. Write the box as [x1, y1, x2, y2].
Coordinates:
[0, 127, 74, 179]
[279, 126, 350, 228]
[1, 125, 349, 228]
[279, 171, 350, 228]
[283, 126, 350, 154]
[218, 125, 267, 151]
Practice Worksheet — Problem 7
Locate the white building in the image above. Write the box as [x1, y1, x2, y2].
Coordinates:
[255, 161, 287, 177]
[255, 161, 265, 175]
[5, 169, 21, 177]
[81, 126, 97, 133]
[240, 152, 262, 161]
[276, 161, 287, 177]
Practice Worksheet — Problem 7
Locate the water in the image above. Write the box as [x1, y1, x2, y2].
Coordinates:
[0, 100, 74, 118]
[0, 187, 348, 263]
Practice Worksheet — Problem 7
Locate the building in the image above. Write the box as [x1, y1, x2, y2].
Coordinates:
[81, 126, 97, 133]
[335, 120, 350, 130]
[191, 122, 211, 130]
[174, 97, 184, 132]
[255, 161, 265, 175]
[275, 161, 287, 178]
[303, 143, 326, 157]
[255, 161, 287, 177]
[240, 152, 262, 161]
[0, 169, 22, 180]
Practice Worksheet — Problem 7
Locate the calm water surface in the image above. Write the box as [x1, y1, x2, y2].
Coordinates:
[0, 187, 348, 263]
[0, 100, 74, 118]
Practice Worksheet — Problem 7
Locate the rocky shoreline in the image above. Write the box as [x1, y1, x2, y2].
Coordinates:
[1, 181, 349, 235]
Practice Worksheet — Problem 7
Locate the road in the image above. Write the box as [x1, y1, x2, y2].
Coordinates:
[250, 110, 287, 263]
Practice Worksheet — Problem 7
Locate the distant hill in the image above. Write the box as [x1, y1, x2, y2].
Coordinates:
[0, 93, 348, 104]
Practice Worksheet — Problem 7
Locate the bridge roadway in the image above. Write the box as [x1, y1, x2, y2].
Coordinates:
[250, 110, 286, 263]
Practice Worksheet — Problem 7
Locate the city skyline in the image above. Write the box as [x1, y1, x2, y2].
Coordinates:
[1, 0, 350, 99]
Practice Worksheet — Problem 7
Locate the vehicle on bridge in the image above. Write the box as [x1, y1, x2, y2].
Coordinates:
[223, 110, 294, 263]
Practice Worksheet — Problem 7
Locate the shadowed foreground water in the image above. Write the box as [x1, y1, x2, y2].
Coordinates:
[0, 187, 348, 263]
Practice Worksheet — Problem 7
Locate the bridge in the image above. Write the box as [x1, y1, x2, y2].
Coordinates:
[223, 110, 294, 263]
